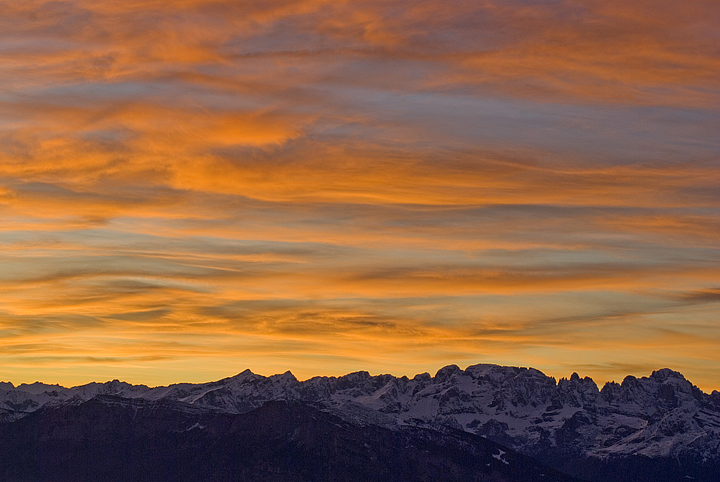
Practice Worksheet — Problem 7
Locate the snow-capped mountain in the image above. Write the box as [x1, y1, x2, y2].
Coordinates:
[2, 364, 719, 481]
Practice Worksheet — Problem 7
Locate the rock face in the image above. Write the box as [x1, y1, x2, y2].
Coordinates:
[1, 365, 719, 482]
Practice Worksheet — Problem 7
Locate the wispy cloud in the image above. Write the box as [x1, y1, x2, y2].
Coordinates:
[0, 0, 718, 390]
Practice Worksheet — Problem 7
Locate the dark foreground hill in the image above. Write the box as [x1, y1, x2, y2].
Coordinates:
[0, 397, 580, 482]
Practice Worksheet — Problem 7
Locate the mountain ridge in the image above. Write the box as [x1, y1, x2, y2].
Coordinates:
[2, 363, 719, 481]
[4, 364, 718, 396]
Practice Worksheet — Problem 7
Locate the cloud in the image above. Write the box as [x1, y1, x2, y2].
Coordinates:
[678, 288, 720, 303]
[0, 0, 719, 390]
[2, 0, 718, 106]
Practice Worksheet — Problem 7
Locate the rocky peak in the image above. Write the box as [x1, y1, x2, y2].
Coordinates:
[434, 364, 462, 383]
[650, 368, 686, 381]
[412, 372, 432, 382]
[270, 370, 298, 384]
[15, 382, 65, 395]
[225, 368, 259, 383]
[557, 374, 599, 407]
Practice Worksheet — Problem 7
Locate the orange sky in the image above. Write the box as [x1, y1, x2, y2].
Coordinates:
[1, 0, 719, 390]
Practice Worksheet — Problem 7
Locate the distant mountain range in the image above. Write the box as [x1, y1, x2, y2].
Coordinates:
[1, 364, 719, 482]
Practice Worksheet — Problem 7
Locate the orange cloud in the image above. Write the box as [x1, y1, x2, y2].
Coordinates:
[0, 0, 718, 390]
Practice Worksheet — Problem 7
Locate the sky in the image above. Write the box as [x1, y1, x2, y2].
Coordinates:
[0, 0, 719, 391]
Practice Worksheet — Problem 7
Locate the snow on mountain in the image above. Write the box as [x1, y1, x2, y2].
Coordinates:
[2, 364, 719, 467]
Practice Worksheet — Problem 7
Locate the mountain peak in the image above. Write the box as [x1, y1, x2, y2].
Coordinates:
[650, 368, 686, 380]
[223, 369, 258, 383]
[435, 364, 461, 381]
[270, 370, 298, 383]
[16, 381, 64, 395]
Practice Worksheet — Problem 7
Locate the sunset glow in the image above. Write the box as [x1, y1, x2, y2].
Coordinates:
[1, 0, 719, 390]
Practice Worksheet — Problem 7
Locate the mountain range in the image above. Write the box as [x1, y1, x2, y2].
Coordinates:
[1, 364, 719, 481]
